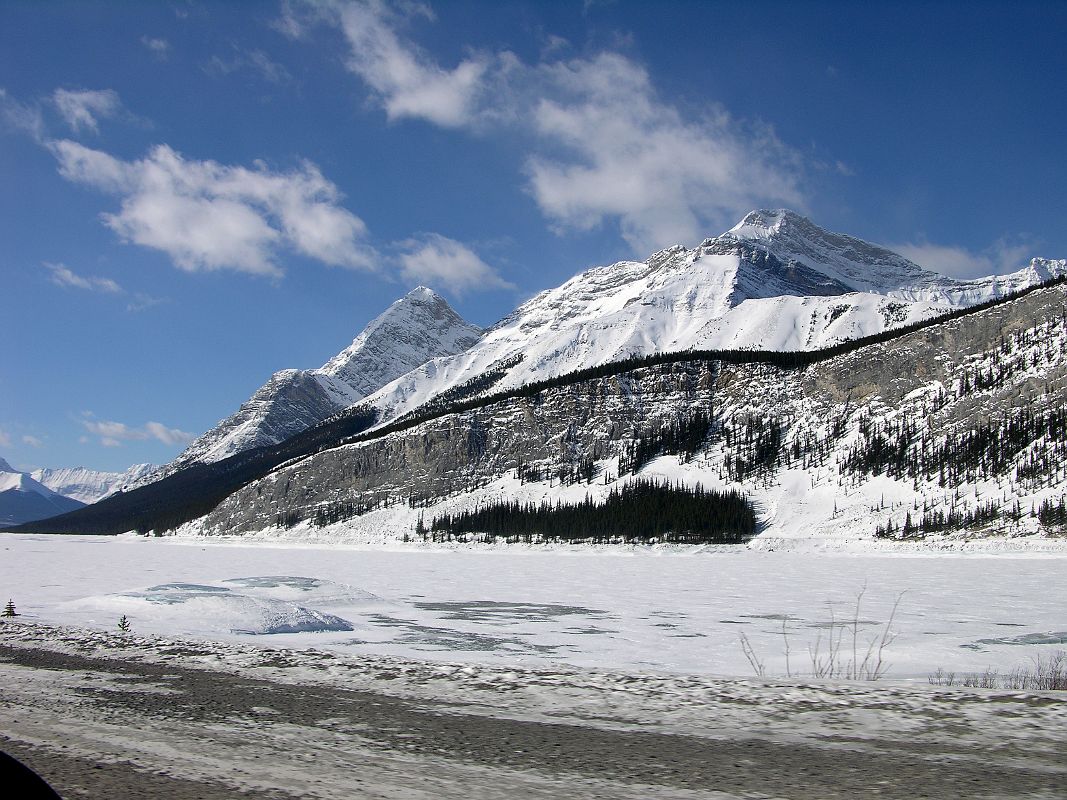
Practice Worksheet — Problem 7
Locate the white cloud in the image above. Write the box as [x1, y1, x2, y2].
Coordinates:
[327, 0, 490, 128]
[308, 2, 806, 253]
[141, 36, 171, 58]
[21, 435, 43, 448]
[82, 417, 195, 448]
[144, 421, 195, 446]
[44, 262, 123, 294]
[272, 1, 309, 39]
[525, 54, 804, 252]
[0, 87, 45, 141]
[127, 292, 165, 312]
[0, 429, 11, 448]
[891, 237, 1035, 279]
[50, 140, 376, 276]
[396, 234, 513, 296]
[43, 262, 165, 311]
[52, 88, 122, 134]
[205, 48, 294, 85]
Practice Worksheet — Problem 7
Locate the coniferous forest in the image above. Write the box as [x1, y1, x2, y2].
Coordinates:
[429, 479, 755, 544]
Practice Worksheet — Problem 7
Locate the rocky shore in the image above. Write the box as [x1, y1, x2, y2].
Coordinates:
[1, 621, 1065, 799]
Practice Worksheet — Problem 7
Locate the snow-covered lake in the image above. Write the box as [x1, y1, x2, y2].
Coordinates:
[2, 533, 1064, 680]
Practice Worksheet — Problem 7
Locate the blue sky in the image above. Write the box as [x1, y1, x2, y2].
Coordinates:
[2, 0, 1065, 473]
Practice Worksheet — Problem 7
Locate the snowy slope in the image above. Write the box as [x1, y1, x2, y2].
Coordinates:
[357, 210, 1065, 427]
[164, 287, 483, 469]
[31, 463, 156, 504]
[0, 464, 85, 527]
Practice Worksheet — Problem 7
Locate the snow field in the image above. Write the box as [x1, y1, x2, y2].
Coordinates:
[2, 532, 1065, 682]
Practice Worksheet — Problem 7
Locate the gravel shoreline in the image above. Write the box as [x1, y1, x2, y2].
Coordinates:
[1, 621, 1065, 799]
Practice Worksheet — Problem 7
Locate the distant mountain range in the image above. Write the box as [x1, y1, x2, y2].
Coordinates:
[1, 458, 85, 527]
[14, 210, 1067, 545]
[0, 459, 155, 527]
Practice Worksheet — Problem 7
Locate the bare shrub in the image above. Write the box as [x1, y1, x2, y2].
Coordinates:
[929, 651, 1066, 691]
[739, 587, 903, 681]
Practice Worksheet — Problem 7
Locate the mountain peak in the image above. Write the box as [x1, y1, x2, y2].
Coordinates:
[704, 208, 939, 294]
[403, 285, 443, 303]
[726, 208, 802, 240]
[164, 288, 484, 468]
[323, 288, 481, 380]
[0, 457, 14, 473]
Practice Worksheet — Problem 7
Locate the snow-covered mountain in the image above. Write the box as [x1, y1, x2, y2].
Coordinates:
[195, 278, 1067, 547]
[0, 461, 85, 527]
[165, 287, 483, 469]
[15, 210, 1066, 542]
[357, 210, 1065, 428]
[31, 463, 156, 504]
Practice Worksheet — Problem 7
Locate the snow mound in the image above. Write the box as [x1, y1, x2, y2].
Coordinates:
[68, 581, 354, 635]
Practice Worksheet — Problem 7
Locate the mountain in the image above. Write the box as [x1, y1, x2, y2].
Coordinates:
[354, 210, 1065, 429]
[0, 463, 85, 527]
[15, 210, 1066, 543]
[195, 278, 1067, 546]
[31, 463, 157, 504]
[161, 287, 482, 471]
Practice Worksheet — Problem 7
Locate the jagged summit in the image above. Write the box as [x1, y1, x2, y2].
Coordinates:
[155, 288, 483, 471]
[320, 285, 480, 397]
[0, 457, 14, 473]
[703, 209, 941, 296]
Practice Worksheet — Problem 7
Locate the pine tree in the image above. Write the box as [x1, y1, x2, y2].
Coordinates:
[2, 599, 16, 617]
[117, 615, 132, 633]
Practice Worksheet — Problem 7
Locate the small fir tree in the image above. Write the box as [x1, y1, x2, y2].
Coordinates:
[117, 615, 132, 633]
[2, 599, 16, 617]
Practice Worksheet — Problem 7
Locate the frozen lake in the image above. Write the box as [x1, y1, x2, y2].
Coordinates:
[2, 533, 1065, 680]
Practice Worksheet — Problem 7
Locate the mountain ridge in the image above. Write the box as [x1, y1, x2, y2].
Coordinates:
[192, 278, 1067, 544]
[13, 274, 1064, 538]
[351, 210, 1065, 432]
[31, 463, 156, 504]
[15, 211, 1066, 541]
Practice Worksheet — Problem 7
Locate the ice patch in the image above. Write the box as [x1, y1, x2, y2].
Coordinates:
[222, 575, 383, 605]
[969, 631, 1067, 648]
[410, 600, 609, 625]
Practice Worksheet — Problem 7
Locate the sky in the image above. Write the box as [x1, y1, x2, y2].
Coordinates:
[2, 0, 1065, 474]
